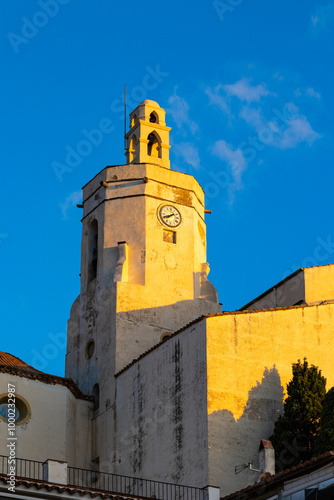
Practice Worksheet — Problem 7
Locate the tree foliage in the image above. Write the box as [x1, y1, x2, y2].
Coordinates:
[314, 387, 334, 456]
[270, 358, 326, 470]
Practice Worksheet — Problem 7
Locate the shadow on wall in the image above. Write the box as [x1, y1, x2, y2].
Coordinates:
[208, 366, 284, 494]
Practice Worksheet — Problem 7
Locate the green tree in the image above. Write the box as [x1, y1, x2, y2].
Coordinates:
[314, 387, 334, 456]
[270, 358, 326, 470]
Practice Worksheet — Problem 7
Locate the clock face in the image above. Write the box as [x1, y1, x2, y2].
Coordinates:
[158, 205, 182, 228]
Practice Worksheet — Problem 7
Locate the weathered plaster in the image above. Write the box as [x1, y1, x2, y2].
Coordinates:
[206, 303, 334, 495]
[0, 375, 91, 468]
[114, 323, 209, 488]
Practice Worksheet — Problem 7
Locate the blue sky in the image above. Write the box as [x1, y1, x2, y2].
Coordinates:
[1, 0, 334, 376]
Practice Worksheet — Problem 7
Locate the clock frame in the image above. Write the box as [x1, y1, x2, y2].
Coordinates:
[157, 204, 182, 228]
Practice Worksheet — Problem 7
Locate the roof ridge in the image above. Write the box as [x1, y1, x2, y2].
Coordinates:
[0, 365, 92, 401]
[208, 300, 334, 317]
[115, 315, 206, 377]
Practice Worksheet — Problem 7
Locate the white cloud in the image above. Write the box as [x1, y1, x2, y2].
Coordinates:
[278, 116, 321, 149]
[306, 87, 321, 98]
[205, 78, 274, 119]
[295, 87, 321, 99]
[238, 102, 321, 150]
[311, 2, 334, 32]
[205, 85, 230, 113]
[273, 71, 284, 82]
[223, 78, 274, 103]
[60, 191, 82, 219]
[174, 142, 200, 169]
[211, 140, 247, 188]
[239, 106, 264, 129]
[167, 92, 198, 134]
[311, 13, 320, 27]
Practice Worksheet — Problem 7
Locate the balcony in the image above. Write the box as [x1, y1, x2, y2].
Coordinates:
[0, 455, 218, 500]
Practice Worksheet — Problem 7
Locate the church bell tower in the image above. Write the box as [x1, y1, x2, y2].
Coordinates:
[65, 99, 221, 468]
[125, 100, 171, 168]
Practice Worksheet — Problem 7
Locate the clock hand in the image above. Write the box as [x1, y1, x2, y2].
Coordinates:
[164, 214, 175, 219]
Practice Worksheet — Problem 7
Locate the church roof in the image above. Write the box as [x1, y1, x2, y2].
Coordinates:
[240, 262, 334, 310]
[115, 300, 334, 377]
[0, 351, 39, 370]
[0, 351, 92, 402]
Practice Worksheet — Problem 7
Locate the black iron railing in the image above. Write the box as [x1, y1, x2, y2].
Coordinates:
[0, 456, 205, 499]
[0, 455, 43, 481]
[68, 466, 205, 499]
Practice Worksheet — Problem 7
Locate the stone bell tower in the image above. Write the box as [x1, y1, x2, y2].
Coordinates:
[125, 100, 171, 167]
[65, 99, 221, 468]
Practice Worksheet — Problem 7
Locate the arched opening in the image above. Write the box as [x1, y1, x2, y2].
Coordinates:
[85, 339, 95, 359]
[147, 132, 161, 158]
[92, 384, 99, 411]
[160, 332, 172, 342]
[149, 112, 159, 124]
[129, 134, 137, 162]
[88, 219, 98, 282]
[131, 114, 137, 127]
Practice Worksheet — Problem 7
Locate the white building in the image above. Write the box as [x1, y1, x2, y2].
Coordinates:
[1, 100, 334, 499]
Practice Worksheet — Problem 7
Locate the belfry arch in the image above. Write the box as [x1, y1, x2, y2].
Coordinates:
[149, 111, 159, 123]
[129, 134, 137, 162]
[147, 131, 161, 158]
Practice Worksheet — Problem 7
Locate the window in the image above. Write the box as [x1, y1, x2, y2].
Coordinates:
[88, 220, 98, 282]
[163, 229, 176, 244]
[92, 384, 99, 411]
[0, 394, 30, 425]
[85, 339, 95, 359]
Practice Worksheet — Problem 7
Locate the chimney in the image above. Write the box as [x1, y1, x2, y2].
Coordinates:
[259, 440, 275, 478]
[202, 485, 220, 500]
[43, 459, 68, 485]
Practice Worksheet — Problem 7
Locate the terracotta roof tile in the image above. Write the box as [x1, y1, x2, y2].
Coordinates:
[221, 451, 334, 500]
[0, 474, 153, 499]
[0, 351, 37, 370]
[0, 352, 92, 402]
